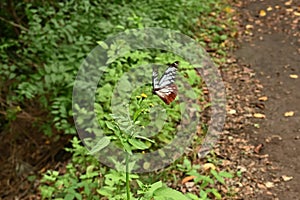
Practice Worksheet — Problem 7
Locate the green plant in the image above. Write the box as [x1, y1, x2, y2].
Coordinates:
[1, 0, 213, 136]
[40, 137, 102, 199]
[40, 92, 196, 199]
[188, 168, 233, 199]
[0, 0, 239, 199]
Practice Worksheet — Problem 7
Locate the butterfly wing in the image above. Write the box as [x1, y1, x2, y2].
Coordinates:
[154, 84, 178, 105]
[152, 66, 160, 89]
[157, 61, 179, 88]
[152, 61, 179, 104]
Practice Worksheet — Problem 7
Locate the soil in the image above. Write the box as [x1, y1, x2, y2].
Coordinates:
[234, 0, 300, 199]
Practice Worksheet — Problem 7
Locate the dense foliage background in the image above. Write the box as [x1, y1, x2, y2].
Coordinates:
[0, 0, 234, 199]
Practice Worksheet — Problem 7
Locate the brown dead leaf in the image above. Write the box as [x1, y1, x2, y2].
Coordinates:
[228, 109, 237, 114]
[253, 113, 266, 118]
[242, 144, 253, 152]
[257, 183, 267, 190]
[222, 160, 232, 166]
[39, 167, 47, 173]
[246, 24, 254, 29]
[184, 182, 195, 191]
[271, 135, 283, 140]
[266, 135, 283, 143]
[181, 176, 196, 184]
[284, 111, 294, 117]
[284, 0, 292, 6]
[258, 96, 268, 101]
[289, 74, 298, 79]
[237, 165, 247, 172]
[45, 140, 51, 144]
[294, 11, 300, 16]
[267, 6, 273, 11]
[254, 154, 269, 159]
[202, 163, 216, 171]
[254, 143, 264, 154]
[282, 175, 293, 182]
[226, 57, 237, 64]
[259, 10, 267, 17]
[265, 182, 275, 188]
[244, 30, 253, 36]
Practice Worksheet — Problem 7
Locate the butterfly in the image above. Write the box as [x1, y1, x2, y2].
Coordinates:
[152, 61, 179, 105]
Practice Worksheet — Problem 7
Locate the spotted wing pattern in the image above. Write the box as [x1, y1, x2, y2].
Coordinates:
[152, 61, 179, 105]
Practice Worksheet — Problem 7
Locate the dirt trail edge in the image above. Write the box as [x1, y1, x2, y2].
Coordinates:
[234, 0, 300, 199]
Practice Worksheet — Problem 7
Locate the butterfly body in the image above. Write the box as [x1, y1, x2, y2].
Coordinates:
[152, 61, 179, 105]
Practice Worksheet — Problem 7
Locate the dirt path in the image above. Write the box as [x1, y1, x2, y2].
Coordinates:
[234, 0, 300, 199]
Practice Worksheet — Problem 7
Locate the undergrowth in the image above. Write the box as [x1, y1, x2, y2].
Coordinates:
[0, 0, 237, 199]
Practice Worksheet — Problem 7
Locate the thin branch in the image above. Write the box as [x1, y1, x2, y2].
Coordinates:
[0, 16, 28, 31]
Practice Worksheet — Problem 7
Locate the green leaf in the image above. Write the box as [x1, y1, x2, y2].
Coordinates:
[148, 181, 163, 194]
[65, 193, 75, 200]
[218, 171, 233, 178]
[89, 137, 110, 154]
[185, 192, 200, 200]
[136, 180, 145, 189]
[210, 169, 225, 185]
[153, 186, 189, 200]
[122, 142, 133, 155]
[135, 135, 155, 143]
[199, 190, 208, 198]
[209, 188, 221, 199]
[105, 121, 117, 131]
[128, 138, 149, 150]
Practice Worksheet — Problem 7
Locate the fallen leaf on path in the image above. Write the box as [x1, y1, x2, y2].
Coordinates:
[284, 111, 294, 117]
[254, 123, 260, 128]
[259, 10, 267, 17]
[284, 0, 292, 6]
[265, 182, 275, 188]
[228, 109, 237, 114]
[257, 183, 267, 190]
[254, 143, 264, 153]
[246, 24, 254, 29]
[271, 135, 283, 140]
[226, 57, 236, 63]
[282, 175, 293, 182]
[253, 113, 266, 118]
[244, 30, 253, 36]
[254, 154, 269, 159]
[266, 191, 274, 196]
[258, 96, 268, 101]
[289, 74, 298, 79]
[266, 135, 282, 143]
[267, 6, 273, 11]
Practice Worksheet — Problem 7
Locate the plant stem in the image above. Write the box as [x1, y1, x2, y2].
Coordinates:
[0, 16, 29, 31]
[126, 152, 130, 200]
